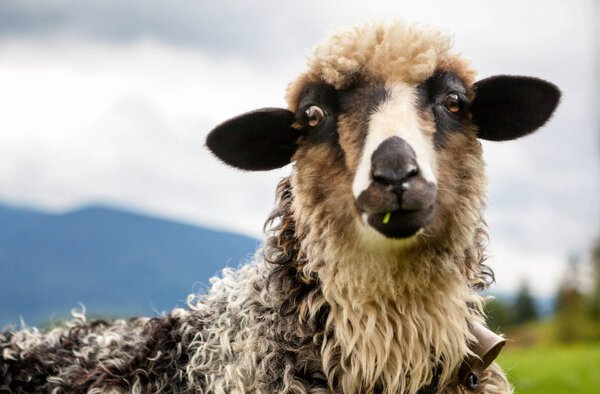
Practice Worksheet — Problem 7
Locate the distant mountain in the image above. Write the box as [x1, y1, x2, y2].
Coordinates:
[0, 204, 260, 328]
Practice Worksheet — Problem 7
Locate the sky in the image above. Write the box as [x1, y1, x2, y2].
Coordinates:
[0, 0, 598, 298]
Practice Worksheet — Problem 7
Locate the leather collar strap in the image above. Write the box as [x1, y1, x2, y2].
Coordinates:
[416, 369, 441, 394]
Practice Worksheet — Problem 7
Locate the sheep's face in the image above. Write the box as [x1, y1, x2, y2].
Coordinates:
[289, 74, 472, 239]
[206, 23, 560, 245]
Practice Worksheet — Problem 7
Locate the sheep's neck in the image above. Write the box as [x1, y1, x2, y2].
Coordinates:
[304, 244, 481, 394]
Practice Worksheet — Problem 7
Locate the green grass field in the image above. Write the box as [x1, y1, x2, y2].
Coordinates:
[499, 344, 600, 394]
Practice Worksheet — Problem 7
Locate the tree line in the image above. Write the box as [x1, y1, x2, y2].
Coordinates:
[486, 238, 600, 343]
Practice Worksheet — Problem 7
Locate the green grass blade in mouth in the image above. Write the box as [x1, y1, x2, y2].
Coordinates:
[382, 212, 391, 224]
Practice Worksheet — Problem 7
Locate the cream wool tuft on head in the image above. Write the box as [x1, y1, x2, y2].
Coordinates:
[304, 21, 476, 91]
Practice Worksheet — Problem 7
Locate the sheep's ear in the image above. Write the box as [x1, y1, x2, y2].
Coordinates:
[206, 108, 299, 171]
[471, 75, 560, 141]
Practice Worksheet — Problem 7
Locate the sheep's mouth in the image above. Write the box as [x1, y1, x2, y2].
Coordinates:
[364, 206, 435, 239]
[356, 180, 437, 239]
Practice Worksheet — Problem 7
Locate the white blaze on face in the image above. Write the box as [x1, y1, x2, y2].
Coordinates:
[352, 83, 437, 200]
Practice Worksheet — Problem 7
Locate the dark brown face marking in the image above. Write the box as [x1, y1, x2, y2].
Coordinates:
[294, 83, 392, 169]
[338, 85, 390, 149]
[296, 83, 339, 143]
[417, 72, 472, 148]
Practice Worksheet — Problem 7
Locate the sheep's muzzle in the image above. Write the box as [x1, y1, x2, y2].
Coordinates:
[355, 137, 437, 239]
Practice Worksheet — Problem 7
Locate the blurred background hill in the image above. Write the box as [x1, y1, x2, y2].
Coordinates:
[0, 204, 259, 327]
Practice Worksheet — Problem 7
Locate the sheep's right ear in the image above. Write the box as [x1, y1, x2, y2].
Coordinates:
[471, 75, 561, 141]
[206, 108, 300, 171]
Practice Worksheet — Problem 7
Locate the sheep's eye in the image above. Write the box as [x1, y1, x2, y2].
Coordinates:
[443, 92, 461, 113]
[305, 105, 325, 127]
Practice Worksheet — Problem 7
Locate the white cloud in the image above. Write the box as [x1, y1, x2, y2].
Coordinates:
[0, 39, 297, 236]
[487, 242, 567, 297]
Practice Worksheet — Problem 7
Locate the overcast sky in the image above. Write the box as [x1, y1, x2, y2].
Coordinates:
[0, 0, 598, 297]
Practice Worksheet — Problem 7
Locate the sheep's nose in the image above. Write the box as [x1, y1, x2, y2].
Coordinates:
[371, 137, 419, 187]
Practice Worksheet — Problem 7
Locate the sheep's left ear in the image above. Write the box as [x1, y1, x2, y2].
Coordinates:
[206, 108, 300, 171]
[471, 75, 561, 141]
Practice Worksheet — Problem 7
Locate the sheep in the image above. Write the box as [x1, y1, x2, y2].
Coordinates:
[0, 21, 560, 394]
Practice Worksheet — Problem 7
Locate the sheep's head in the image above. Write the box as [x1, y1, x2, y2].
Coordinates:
[207, 22, 560, 248]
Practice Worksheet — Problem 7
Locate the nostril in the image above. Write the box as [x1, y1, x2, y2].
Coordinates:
[405, 165, 419, 179]
[372, 164, 419, 186]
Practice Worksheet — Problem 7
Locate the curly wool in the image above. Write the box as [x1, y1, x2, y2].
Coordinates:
[0, 260, 324, 393]
[290, 21, 476, 94]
